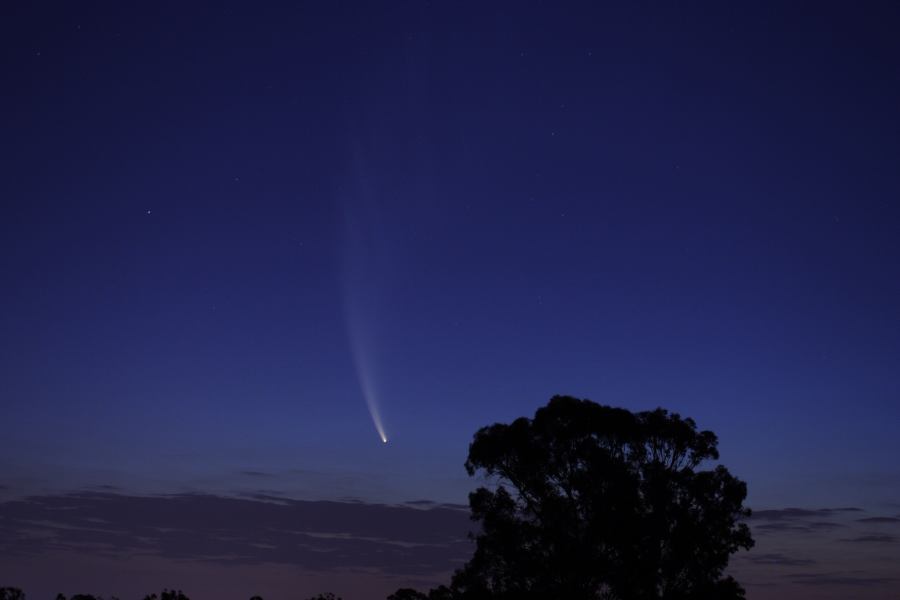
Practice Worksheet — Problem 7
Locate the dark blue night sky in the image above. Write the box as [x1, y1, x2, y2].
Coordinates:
[2, 3, 900, 598]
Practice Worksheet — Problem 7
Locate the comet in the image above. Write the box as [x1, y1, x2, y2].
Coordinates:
[338, 150, 394, 445]
[346, 326, 389, 444]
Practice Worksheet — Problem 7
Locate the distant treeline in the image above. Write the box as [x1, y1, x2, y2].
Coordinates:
[1, 590, 341, 600]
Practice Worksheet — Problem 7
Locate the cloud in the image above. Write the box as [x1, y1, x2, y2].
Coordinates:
[747, 507, 865, 537]
[743, 552, 816, 566]
[754, 522, 813, 532]
[807, 521, 844, 529]
[857, 517, 900, 523]
[0, 492, 474, 577]
[839, 534, 899, 543]
[737, 504, 900, 594]
[790, 573, 897, 587]
[748, 507, 864, 521]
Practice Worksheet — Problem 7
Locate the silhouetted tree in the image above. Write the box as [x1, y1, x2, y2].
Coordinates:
[249, 596, 264, 600]
[0, 588, 24, 600]
[388, 588, 452, 600]
[392, 395, 754, 600]
[70, 595, 100, 600]
[143, 590, 189, 600]
[388, 590, 426, 600]
[304, 594, 341, 600]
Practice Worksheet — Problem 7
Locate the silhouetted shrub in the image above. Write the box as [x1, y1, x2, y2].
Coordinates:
[0, 588, 25, 600]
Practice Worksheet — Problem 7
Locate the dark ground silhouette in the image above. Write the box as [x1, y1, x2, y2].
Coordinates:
[1, 591, 338, 600]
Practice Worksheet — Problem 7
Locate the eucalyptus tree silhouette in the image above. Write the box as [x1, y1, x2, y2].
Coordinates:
[0, 589, 24, 600]
[391, 395, 753, 600]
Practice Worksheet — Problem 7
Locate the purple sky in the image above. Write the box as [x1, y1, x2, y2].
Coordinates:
[2, 2, 900, 598]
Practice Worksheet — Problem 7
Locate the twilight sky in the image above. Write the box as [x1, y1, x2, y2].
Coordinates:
[2, 2, 900, 599]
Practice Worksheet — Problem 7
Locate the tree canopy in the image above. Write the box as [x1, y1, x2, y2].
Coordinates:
[143, 590, 189, 600]
[399, 395, 753, 600]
